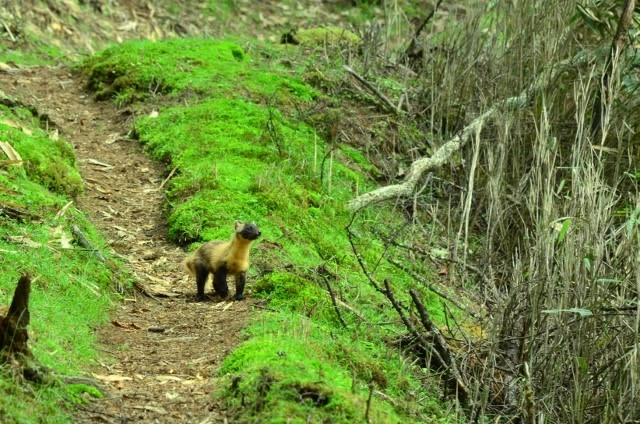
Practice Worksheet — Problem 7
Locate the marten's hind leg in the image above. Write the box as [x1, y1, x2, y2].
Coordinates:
[213, 266, 229, 298]
[195, 265, 209, 301]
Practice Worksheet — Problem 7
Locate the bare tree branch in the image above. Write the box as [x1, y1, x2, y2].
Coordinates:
[590, 0, 637, 137]
[348, 51, 586, 211]
[405, 0, 444, 59]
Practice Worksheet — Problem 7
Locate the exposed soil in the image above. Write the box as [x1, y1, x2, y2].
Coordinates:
[0, 66, 258, 423]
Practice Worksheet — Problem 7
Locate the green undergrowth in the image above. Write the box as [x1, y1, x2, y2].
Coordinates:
[0, 104, 124, 422]
[0, 39, 66, 67]
[84, 38, 457, 422]
[83, 38, 317, 106]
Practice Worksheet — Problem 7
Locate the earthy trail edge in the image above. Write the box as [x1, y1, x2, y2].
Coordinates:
[1, 66, 257, 423]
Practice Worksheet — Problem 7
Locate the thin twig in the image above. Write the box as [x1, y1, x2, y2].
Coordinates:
[343, 65, 403, 115]
[405, 0, 444, 58]
[365, 382, 374, 423]
[409, 288, 470, 407]
[387, 257, 479, 319]
[590, 0, 637, 137]
[321, 275, 348, 328]
[382, 279, 431, 350]
[345, 212, 385, 294]
[159, 165, 178, 189]
[1, 21, 16, 42]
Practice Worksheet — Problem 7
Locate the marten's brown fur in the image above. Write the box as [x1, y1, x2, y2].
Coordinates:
[183, 221, 260, 300]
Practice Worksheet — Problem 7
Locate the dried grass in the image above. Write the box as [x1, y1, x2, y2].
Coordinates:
[345, 0, 639, 421]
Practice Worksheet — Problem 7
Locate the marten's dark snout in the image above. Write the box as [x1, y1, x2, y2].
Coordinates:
[239, 222, 261, 240]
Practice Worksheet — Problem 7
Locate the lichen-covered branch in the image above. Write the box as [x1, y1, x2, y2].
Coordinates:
[347, 109, 491, 210]
[348, 49, 584, 211]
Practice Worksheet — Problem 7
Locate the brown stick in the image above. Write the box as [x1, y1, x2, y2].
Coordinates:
[0, 201, 39, 222]
[346, 213, 384, 294]
[590, 0, 637, 137]
[405, 0, 444, 59]
[365, 382, 375, 423]
[321, 276, 348, 328]
[382, 280, 431, 350]
[409, 288, 470, 406]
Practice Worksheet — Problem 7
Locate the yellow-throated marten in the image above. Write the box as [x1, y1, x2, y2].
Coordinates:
[183, 221, 260, 301]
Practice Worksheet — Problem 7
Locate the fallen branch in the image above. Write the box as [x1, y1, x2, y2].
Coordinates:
[409, 288, 469, 406]
[387, 257, 479, 319]
[348, 51, 586, 210]
[0, 201, 39, 222]
[382, 279, 432, 351]
[343, 65, 403, 115]
[71, 224, 106, 262]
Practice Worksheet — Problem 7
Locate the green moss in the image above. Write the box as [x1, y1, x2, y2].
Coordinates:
[219, 313, 405, 423]
[82, 38, 318, 104]
[0, 106, 83, 197]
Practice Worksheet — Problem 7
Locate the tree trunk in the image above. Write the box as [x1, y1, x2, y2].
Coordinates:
[0, 274, 33, 360]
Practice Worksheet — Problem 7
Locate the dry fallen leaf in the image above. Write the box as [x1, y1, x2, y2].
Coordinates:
[0, 141, 22, 164]
[165, 392, 179, 400]
[6, 235, 41, 248]
[156, 375, 183, 382]
[92, 373, 133, 382]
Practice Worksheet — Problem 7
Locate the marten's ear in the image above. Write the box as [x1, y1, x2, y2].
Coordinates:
[235, 221, 243, 231]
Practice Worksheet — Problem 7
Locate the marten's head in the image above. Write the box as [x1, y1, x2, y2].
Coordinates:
[235, 221, 261, 241]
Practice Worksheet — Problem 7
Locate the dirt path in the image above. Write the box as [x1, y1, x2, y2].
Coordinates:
[1, 66, 256, 423]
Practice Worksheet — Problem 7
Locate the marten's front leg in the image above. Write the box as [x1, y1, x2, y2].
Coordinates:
[213, 266, 229, 298]
[195, 265, 209, 301]
[234, 272, 246, 300]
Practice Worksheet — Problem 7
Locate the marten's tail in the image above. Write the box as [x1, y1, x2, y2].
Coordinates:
[182, 254, 196, 277]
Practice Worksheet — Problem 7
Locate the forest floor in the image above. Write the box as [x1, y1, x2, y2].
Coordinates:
[0, 65, 259, 423]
